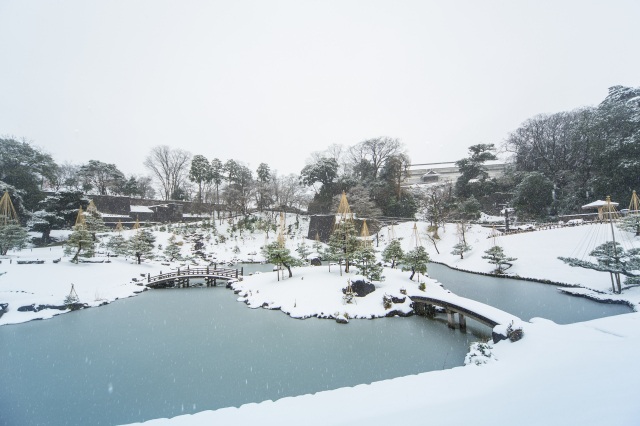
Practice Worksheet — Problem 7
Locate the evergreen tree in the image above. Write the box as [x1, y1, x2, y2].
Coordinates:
[353, 245, 384, 281]
[0, 224, 29, 255]
[451, 241, 472, 259]
[262, 241, 299, 279]
[327, 219, 359, 273]
[127, 228, 156, 264]
[64, 225, 95, 263]
[106, 233, 128, 256]
[312, 236, 324, 257]
[402, 246, 430, 281]
[482, 245, 517, 274]
[455, 144, 497, 199]
[84, 207, 106, 241]
[163, 234, 182, 261]
[382, 239, 404, 268]
[295, 241, 311, 261]
[559, 241, 640, 293]
[618, 213, 640, 237]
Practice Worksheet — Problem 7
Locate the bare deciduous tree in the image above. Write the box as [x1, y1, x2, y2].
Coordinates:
[143, 146, 192, 200]
[348, 137, 404, 180]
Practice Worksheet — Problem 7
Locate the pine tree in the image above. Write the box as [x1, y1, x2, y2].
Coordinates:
[0, 224, 29, 255]
[0, 190, 29, 255]
[482, 245, 517, 274]
[127, 228, 156, 264]
[163, 234, 182, 261]
[64, 225, 95, 263]
[312, 235, 324, 253]
[354, 244, 384, 281]
[262, 241, 299, 279]
[84, 206, 106, 241]
[402, 246, 430, 281]
[382, 238, 404, 268]
[559, 241, 640, 293]
[327, 219, 359, 273]
[451, 242, 472, 259]
[106, 233, 128, 256]
[295, 241, 311, 261]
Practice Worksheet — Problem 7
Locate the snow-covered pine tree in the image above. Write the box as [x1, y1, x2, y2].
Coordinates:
[402, 246, 430, 281]
[482, 245, 517, 274]
[0, 224, 29, 255]
[296, 241, 311, 261]
[327, 219, 359, 273]
[84, 202, 106, 240]
[0, 190, 29, 255]
[559, 241, 640, 293]
[64, 226, 95, 263]
[106, 233, 128, 256]
[451, 242, 472, 259]
[353, 244, 384, 281]
[127, 228, 156, 264]
[163, 234, 182, 261]
[261, 241, 299, 279]
[382, 239, 404, 268]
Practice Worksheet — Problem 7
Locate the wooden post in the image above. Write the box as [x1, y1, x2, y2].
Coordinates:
[147, 273, 150, 283]
[241, 267, 244, 276]
[458, 313, 467, 331]
[177, 268, 180, 276]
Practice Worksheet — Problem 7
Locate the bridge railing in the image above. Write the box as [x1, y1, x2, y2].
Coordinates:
[147, 267, 240, 283]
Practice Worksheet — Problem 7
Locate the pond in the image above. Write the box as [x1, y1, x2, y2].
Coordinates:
[0, 286, 478, 426]
[0, 263, 631, 425]
[426, 263, 632, 323]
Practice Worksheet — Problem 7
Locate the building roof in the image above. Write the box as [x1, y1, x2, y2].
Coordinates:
[581, 200, 619, 209]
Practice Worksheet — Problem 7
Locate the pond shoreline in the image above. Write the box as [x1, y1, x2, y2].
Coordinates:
[428, 260, 637, 311]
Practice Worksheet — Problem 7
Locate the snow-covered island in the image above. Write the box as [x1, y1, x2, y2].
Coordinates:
[2, 216, 640, 425]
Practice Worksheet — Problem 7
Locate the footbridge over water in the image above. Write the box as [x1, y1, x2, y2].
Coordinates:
[410, 294, 522, 342]
[146, 266, 242, 289]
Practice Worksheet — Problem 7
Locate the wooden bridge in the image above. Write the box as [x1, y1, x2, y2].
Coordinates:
[146, 266, 242, 289]
[410, 294, 521, 342]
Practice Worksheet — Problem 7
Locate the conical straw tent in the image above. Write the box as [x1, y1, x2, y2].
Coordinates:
[86, 200, 98, 215]
[410, 222, 422, 248]
[0, 191, 20, 226]
[629, 190, 639, 213]
[74, 206, 86, 229]
[359, 219, 372, 248]
[115, 220, 124, 233]
[490, 225, 501, 247]
[334, 191, 354, 229]
[387, 222, 396, 241]
[277, 211, 286, 247]
[132, 217, 140, 230]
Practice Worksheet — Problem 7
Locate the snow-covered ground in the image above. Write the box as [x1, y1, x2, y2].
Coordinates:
[2, 214, 640, 425]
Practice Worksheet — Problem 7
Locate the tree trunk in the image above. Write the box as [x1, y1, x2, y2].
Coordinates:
[409, 268, 416, 281]
[282, 262, 293, 278]
[136, 252, 142, 264]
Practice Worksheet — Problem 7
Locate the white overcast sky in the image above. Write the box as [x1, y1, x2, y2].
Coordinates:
[1, 0, 639, 177]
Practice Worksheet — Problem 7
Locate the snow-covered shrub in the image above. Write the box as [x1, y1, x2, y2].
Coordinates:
[382, 293, 393, 310]
[506, 322, 524, 342]
[418, 282, 426, 291]
[464, 341, 496, 366]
